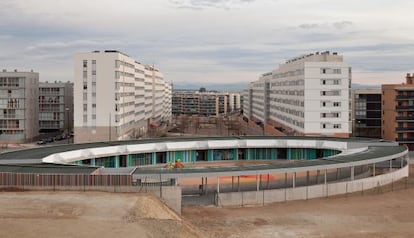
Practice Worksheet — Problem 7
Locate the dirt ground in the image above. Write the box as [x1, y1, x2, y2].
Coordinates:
[0, 191, 202, 238]
[2, 170, 414, 238]
[183, 167, 414, 238]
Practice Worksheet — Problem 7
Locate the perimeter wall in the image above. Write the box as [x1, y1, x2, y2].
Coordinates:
[217, 165, 409, 207]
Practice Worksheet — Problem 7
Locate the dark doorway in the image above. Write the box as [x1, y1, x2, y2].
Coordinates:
[156, 152, 167, 164]
[277, 148, 287, 159]
[238, 149, 246, 160]
[120, 155, 127, 167]
[196, 150, 207, 161]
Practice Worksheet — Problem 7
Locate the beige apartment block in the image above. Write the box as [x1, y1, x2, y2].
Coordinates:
[0, 70, 39, 143]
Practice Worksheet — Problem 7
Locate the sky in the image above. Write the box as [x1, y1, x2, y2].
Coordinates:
[1, 0, 414, 87]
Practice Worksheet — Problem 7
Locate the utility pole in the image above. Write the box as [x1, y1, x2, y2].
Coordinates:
[109, 113, 111, 142]
[65, 107, 70, 144]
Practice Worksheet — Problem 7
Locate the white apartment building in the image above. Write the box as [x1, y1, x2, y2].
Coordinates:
[74, 50, 172, 143]
[172, 91, 241, 116]
[243, 51, 351, 137]
[0, 70, 39, 142]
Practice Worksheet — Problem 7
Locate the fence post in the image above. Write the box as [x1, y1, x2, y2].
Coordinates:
[159, 173, 162, 199]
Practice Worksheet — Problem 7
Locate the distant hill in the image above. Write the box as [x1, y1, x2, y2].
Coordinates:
[172, 82, 380, 92]
[351, 83, 380, 89]
[173, 82, 248, 92]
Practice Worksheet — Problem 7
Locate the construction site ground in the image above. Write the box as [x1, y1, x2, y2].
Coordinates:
[0, 166, 413, 237]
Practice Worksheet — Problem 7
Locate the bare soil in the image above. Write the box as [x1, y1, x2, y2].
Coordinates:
[2, 167, 414, 238]
[0, 191, 202, 238]
[182, 166, 414, 238]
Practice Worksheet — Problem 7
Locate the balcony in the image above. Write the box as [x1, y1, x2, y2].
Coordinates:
[395, 138, 414, 142]
[396, 116, 414, 121]
[396, 95, 414, 100]
[396, 127, 414, 132]
[396, 105, 414, 111]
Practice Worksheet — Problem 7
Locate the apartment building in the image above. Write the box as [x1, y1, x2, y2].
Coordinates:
[0, 70, 39, 143]
[351, 89, 381, 138]
[382, 74, 414, 150]
[39, 81, 73, 133]
[243, 51, 351, 137]
[172, 91, 240, 116]
[74, 50, 172, 143]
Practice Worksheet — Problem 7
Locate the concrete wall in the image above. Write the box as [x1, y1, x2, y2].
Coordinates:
[218, 165, 409, 207]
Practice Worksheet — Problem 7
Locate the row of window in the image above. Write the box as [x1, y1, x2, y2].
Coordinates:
[321, 112, 341, 118]
[272, 69, 305, 79]
[321, 90, 341, 96]
[115, 60, 134, 70]
[271, 112, 304, 128]
[270, 105, 304, 118]
[271, 97, 304, 107]
[0, 119, 20, 129]
[271, 79, 304, 87]
[321, 101, 341, 107]
[321, 79, 341, 85]
[270, 90, 305, 96]
[0, 77, 20, 88]
[115, 70, 134, 79]
[321, 68, 342, 74]
[321, 123, 342, 129]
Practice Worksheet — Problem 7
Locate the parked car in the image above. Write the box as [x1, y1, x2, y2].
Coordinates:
[37, 140, 46, 145]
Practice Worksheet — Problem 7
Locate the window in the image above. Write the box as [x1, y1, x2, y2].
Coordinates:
[83, 104, 87, 112]
[83, 60, 87, 68]
[321, 90, 341, 96]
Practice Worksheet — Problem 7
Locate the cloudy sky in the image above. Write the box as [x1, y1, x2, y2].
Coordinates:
[1, 0, 413, 87]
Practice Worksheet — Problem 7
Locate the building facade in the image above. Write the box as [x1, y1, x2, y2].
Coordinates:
[351, 89, 381, 138]
[172, 91, 241, 116]
[39, 81, 73, 133]
[0, 70, 39, 143]
[382, 74, 414, 150]
[74, 50, 172, 143]
[243, 51, 351, 137]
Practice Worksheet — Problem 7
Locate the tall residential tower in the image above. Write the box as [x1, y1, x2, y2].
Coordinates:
[74, 50, 172, 143]
[243, 51, 351, 137]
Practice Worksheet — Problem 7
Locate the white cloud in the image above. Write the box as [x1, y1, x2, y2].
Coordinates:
[0, 0, 413, 86]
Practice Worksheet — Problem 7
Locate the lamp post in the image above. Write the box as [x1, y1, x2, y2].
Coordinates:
[357, 120, 361, 137]
[65, 107, 70, 144]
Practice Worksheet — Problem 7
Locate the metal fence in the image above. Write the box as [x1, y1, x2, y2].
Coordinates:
[0, 172, 133, 187]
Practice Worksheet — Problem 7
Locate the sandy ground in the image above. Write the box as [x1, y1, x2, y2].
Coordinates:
[1, 168, 414, 238]
[183, 168, 414, 238]
[0, 191, 202, 238]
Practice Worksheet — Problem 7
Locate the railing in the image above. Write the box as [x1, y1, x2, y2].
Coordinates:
[395, 138, 414, 142]
[396, 127, 414, 132]
[396, 95, 414, 100]
[396, 116, 414, 121]
[0, 173, 132, 187]
[396, 105, 414, 110]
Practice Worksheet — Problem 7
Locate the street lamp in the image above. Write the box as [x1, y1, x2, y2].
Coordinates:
[65, 107, 70, 144]
[357, 120, 361, 137]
